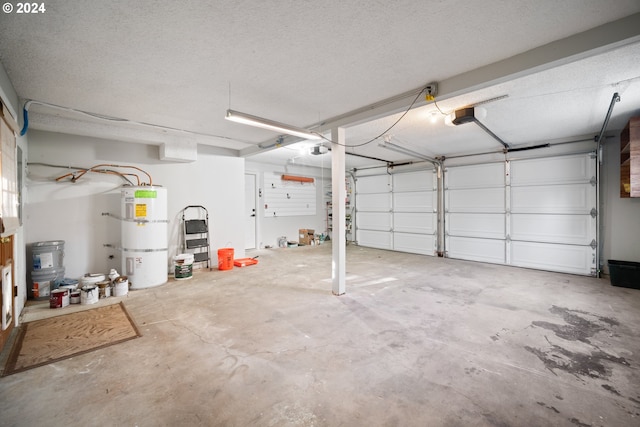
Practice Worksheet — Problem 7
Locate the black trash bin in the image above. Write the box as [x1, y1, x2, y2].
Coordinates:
[608, 260, 640, 290]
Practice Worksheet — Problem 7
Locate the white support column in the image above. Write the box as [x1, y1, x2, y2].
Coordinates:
[331, 127, 346, 296]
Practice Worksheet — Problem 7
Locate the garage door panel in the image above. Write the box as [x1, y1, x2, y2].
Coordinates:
[394, 232, 435, 255]
[356, 175, 391, 193]
[394, 170, 435, 192]
[356, 193, 391, 211]
[446, 188, 505, 213]
[446, 213, 505, 239]
[510, 154, 595, 186]
[511, 214, 595, 245]
[395, 212, 436, 234]
[446, 163, 504, 189]
[511, 241, 594, 275]
[511, 184, 595, 214]
[357, 229, 392, 250]
[357, 212, 391, 231]
[446, 236, 506, 264]
[394, 191, 434, 212]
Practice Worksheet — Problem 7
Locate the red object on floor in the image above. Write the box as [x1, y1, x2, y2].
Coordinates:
[233, 258, 258, 267]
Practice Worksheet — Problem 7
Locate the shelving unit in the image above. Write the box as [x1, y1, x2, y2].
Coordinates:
[325, 178, 353, 241]
[620, 115, 640, 198]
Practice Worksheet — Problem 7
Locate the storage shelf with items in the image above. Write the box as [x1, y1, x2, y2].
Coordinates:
[324, 177, 354, 241]
[620, 115, 640, 198]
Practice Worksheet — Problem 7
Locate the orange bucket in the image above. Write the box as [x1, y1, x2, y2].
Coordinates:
[217, 248, 234, 271]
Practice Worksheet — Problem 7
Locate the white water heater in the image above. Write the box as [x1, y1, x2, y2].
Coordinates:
[121, 186, 168, 289]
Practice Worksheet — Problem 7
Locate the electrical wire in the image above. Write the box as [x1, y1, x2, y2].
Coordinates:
[50, 163, 153, 185]
[19, 99, 254, 144]
[316, 84, 430, 148]
[433, 98, 451, 116]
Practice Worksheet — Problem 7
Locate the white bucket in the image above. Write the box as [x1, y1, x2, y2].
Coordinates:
[32, 240, 65, 270]
[113, 277, 129, 297]
[80, 285, 99, 305]
[173, 254, 195, 280]
[81, 273, 106, 287]
[30, 267, 65, 300]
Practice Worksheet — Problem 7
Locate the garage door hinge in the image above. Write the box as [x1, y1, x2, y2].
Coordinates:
[590, 239, 597, 250]
[590, 176, 597, 186]
[590, 208, 597, 218]
[506, 234, 511, 242]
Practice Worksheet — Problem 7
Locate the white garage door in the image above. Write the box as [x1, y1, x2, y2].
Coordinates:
[355, 169, 437, 255]
[509, 154, 597, 275]
[445, 153, 597, 275]
[445, 162, 507, 264]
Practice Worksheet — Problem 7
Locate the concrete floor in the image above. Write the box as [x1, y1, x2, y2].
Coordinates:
[1, 244, 639, 426]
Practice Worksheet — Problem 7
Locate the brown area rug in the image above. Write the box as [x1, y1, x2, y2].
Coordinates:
[2, 302, 141, 376]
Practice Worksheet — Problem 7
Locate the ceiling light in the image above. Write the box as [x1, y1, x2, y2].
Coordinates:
[225, 109, 321, 140]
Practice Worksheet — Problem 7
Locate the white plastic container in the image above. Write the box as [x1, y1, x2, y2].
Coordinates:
[173, 253, 195, 280]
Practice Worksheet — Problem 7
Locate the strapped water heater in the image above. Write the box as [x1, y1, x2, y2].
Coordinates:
[120, 186, 168, 289]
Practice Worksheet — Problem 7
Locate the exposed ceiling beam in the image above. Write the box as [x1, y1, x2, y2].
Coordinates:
[27, 111, 241, 156]
[240, 12, 640, 159]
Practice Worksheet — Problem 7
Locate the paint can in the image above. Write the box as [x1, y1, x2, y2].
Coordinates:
[70, 291, 81, 304]
[50, 289, 69, 309]
[173, 254, 195, 280]
[80, 285, 99, 305]
[30, 267, 65, 300]
[97, 280, 111, 299]
[113, 276, 129, 297]
[58, 279, 78, 295]
[31, 240, 65, 270]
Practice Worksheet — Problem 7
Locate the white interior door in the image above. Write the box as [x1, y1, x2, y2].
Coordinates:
[244, 173, 257, 250]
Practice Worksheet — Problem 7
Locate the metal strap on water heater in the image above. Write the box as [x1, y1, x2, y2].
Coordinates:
[121, 247, 168, 252]
[103, 243, 168, 252]
[101, 212, 169, 223]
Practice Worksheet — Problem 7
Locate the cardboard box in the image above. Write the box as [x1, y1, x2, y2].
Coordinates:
[298, 229, 315, 245]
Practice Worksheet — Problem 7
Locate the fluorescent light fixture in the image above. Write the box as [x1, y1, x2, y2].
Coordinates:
[225, 109, 321, 140]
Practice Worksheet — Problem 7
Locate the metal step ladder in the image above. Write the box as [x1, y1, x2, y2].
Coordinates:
[181, 205, 211, 270]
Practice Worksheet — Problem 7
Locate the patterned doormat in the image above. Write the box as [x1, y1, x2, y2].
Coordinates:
[2, 302, 141, 376]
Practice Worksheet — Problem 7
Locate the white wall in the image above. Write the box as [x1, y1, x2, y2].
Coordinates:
[26, 130, 245, 279]
[601, 134, 640, 270]
[245, 161, 329, 248]
[0, 60, 28, 323]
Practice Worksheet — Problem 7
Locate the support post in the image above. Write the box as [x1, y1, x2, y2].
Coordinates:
[331, 127, 346, 295]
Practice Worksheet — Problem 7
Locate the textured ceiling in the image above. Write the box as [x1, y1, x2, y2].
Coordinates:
[1, 1, 640, 168]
